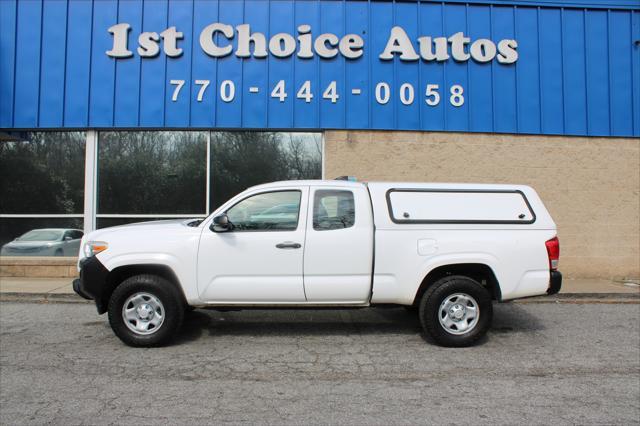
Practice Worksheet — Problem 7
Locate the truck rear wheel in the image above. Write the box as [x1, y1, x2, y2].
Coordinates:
[107, 274, 184, 347]
[419, 275, 492, 347]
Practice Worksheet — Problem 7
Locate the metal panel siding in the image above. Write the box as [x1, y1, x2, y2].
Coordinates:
[395, 2, 421, 130]
[419, 2, 445, 131]
[13, 0, 42, 128]
[216, 0, 243, 128]
[318, 1, 345, 129]
[370, 1, 394, 130]
[1, 0, 637, 137]
[344, 1, 368, 129]
[562, 8, 588, 135]
[190, 0, 218, 127]
[634, 11, 640, 135]
[165, 0, 193, 127]
[139, 0, 168, 127]
[89, 0, 118, 127]
[39, 0, 68, 128]
[515, 7, 541, 134]
[468, 5, 494, 133]
[0, 0, 17, 128]
[64, 0, 92, 128]
[295, 0, 321, 128]
[539, 8, 564, 134]
[444, 4, 469, 131]
[608, 11, 633, 136]
[113, 1, 143, 127]
[491, 6, 517, 133]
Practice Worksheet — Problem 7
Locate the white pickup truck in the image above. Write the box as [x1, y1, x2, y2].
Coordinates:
[74, 179, 561, 347]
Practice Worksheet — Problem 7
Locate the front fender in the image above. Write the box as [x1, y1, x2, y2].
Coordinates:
[97, 252, 199, 303]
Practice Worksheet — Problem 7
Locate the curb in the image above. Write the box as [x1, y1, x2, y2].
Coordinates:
[0, 293, 90, 304]
[513, 293, 639, 304]
[1, 292, 638, 305]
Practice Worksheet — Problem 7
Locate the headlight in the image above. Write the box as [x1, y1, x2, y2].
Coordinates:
[83, 241, 108, 258]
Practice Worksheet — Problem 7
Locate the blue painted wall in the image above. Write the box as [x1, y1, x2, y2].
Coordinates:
[0, 0, 638, 137]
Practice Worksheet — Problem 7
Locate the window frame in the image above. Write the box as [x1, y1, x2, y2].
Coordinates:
[224, 189, 303, 233]
[385, 188, 537, 225]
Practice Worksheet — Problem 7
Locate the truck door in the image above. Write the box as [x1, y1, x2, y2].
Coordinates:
[303, 186, 374, 303]
[197, 187, 308, 303]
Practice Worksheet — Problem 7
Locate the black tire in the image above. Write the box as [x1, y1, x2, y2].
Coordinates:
[107, 274, 184, 347]
[418, 275, 493, 347]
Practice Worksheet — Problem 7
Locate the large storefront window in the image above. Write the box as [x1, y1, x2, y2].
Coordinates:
[0, 132, 85, 253]
[96, 131, 320, 228]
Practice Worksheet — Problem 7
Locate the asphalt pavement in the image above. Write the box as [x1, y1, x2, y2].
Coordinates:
[1, 302, 639, 425]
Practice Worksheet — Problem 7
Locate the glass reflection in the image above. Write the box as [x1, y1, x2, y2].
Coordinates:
[210, 132, 321, 210]
[0, 132, 85, 214]
[98, 131, 207, 214]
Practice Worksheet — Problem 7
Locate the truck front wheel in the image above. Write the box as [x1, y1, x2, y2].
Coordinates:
[107, 274, 184, 347]
[419, 275, 492, 347]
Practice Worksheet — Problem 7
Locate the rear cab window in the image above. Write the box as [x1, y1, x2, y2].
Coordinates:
[386, 189, 535, 224]
[313, 190, 355, 231]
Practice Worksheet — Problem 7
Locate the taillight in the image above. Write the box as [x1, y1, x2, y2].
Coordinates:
[545, 237, 560, 270]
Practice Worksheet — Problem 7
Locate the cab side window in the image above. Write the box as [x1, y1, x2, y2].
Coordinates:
[313, 190, 355, 231]
[227, 191, 301, 231]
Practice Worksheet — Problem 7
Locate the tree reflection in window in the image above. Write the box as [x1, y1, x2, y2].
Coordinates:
[0, 132, 85, 214]
[210, 132, 321, 211]
[98, 131, 207, 214]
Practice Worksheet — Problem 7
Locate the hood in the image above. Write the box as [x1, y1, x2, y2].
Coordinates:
[85, 218, 202, 240]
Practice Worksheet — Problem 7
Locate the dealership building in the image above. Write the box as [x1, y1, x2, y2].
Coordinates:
[0, 0, 638, 279]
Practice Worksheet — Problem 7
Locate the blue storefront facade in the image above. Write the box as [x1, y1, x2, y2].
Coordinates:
[1, 0, 638, 135]
[0, 0, 639, 277]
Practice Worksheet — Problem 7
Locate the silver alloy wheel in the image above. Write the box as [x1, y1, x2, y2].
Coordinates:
[122, 292, 165, 335]
[438, 293, 480, 335]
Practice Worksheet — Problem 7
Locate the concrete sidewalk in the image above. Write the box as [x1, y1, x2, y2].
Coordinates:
[0, 276, 638, 303]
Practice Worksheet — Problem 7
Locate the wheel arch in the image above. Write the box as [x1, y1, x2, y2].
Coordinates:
[98, 264, 188, 314]
[412, 263, 502, 306]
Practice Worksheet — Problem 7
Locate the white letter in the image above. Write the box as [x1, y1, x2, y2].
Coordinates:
[314, 33, 339, 58]
[269, 33, 296, 57]
[106, 23, 132, 58]
[469, 39, 496, 63]
[137, 32, 160, 57]
[339, 34, 364, 59]
[418, 36, 449, 61]
[160, 26, 183, 57]
[448, 32, 470, 61]
[379, 26, 419, 61]
[297, 25, 313, 59]
[200, 23, 234, 57]
[497, 39, 518, 64]
[236, 24, 267, 58]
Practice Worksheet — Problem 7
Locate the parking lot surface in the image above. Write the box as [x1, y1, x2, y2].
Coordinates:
[1, 301, 639, 425]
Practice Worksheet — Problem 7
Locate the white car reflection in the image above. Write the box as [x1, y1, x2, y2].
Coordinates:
[0, 228, 84, 257]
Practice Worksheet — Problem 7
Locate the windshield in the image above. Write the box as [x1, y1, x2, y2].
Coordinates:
[17, 230, 63, 242]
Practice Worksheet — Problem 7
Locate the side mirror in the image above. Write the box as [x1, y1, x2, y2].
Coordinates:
[210, 214, 231, 232]
[64, 236, 73, 241]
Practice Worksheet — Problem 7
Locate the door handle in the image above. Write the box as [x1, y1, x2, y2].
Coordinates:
[276, 242, 301, 249]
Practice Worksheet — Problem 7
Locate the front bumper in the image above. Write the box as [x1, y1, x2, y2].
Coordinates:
[547, 270, 562, 295]
[73, 256, 110, 314]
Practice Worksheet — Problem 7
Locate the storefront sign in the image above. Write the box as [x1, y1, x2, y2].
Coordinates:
[106, 23, 518, 64]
